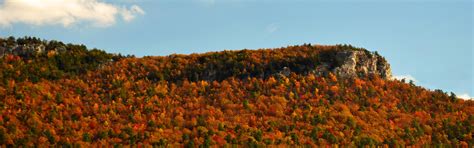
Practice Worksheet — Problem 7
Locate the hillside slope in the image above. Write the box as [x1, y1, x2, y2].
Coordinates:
[0, 37, 472, 147]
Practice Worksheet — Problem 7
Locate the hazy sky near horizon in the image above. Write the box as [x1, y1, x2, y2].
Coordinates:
[0, 0, 472, 99]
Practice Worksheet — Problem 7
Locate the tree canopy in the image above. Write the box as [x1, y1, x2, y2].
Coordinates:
[0, 37, 472, 147]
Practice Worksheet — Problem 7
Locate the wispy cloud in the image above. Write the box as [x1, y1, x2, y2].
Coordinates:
[0, 0, 145, 28]
[199, 0, 216, 5]
[121, 5, 145, 22]
[266, 23, 278, 33]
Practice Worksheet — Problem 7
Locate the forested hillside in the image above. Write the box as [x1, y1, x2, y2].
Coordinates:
[0, 37, 472, 147]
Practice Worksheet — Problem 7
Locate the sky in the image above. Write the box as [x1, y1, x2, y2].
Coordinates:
[0, 0, 472, 99]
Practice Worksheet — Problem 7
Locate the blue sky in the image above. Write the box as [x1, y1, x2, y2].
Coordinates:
[0, 0, 472, 99]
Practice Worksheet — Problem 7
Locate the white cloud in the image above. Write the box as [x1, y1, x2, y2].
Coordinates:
[393, 74, 417, 83]
[457, 93, 473, 100]
[0, 0, 145, 28]
[121, 5, 145, 22]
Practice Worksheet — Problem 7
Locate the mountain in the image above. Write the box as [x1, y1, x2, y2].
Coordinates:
[0, 37, 472, 147]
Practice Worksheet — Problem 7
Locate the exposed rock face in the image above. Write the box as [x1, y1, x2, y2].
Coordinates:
[0, 37, 67, 58]
[175, 48, 393, 82]
[331, 50, 391, 79]
[274, 50, 391, 80]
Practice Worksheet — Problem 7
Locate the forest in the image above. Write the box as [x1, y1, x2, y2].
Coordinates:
[0, 37, 472, 147]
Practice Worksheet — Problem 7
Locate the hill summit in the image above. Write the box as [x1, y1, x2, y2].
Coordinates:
[0, 36, 391, 82]
[0, 37, 472, 147]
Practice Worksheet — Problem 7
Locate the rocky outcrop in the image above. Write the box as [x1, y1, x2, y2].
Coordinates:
[272, 50, 392, 80]
[0, 37, 67, 58]
[331, 50, 391, 79]
[167, 48, 393, 82]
